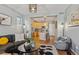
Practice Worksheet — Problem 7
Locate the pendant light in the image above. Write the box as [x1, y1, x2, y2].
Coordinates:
[29, 4, 37, 13]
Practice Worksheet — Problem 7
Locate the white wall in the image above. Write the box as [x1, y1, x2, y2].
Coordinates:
[65, 5, 79, 54]
[0, 5, 23, 36]
[0, 5, 25, 42]
[49, 23, 56, 36]
[57, 12, 65, 37]
[24, 16, 32, 38]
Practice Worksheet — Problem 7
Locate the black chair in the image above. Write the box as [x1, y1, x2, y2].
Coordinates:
[5, 40, 26, 55]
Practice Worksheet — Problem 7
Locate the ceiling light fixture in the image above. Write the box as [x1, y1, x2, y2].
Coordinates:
[29, 4, 37, 13]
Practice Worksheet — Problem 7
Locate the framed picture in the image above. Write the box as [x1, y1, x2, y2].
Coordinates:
[0, 13, 11, 25]
[68, 11, 79, 27]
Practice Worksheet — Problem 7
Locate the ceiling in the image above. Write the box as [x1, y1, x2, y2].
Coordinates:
[5, 4, 70, 16]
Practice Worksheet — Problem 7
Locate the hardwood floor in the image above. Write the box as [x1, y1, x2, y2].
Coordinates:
[57, 50, 67, 55]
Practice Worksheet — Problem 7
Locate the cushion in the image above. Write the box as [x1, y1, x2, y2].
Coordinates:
[0, 37, 9, 45]
[0, 34, 15, 42]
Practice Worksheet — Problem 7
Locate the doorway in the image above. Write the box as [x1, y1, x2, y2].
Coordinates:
[48, 21, 57, 44]
[31, 16, 57, 47]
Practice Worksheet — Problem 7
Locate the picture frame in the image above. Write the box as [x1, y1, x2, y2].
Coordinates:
[0, 13, 11, 25]
[68, 11, 79, 27]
